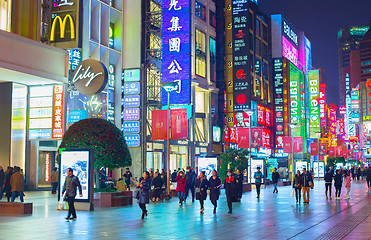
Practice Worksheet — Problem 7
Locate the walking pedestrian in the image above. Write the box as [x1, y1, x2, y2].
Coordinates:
[351, 166, 356, 181]
[137, 171, 151, 219]
[0, 166, 5, 200]
[225, 169, 238, 214]
[175, 170, 186, 206]
[51, 167, 59, 194]
[344, 171, 351, 199]
[152, 172, 163, 202]
[301, 168, 313, 204]
[324, 168, 333, 200]
[171, 169, 178, 182]
[184, 166, 196, 202]
[195, 171, 209, 213]
[235, 169, 244, 200]
[4, 167, 13, 202]
[272, 168, 280, 194]
[366, 165, 371, 190]
[334, 170, 343, 199]
[62, 168, 82, 220]
[292, 170, 302, 204]
[209, 170, 222, 214]
[253, 167, 264, 198]
[123, 168, 133, 190]
[10, 166, 25, 202]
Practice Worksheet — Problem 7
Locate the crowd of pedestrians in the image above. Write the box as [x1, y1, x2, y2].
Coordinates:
[0, 166, 25, 202]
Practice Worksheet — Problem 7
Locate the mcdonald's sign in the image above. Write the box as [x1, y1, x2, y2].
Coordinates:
[50, 14, 75, 42]
[49, 0, 80, 49]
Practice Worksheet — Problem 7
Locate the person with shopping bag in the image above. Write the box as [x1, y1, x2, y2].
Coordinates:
[209, 170, 222, 214]
[62, 168, 82, 220]
[292, 170, 302, 204]
[195, 171, 209, 214]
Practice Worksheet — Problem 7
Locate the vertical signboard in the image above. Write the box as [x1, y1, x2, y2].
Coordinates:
[308, 70, 320, 138]
[232, 0, 250, 111]
[171, 109, 188, 139]
[162, 0, 191, 104]
[351, 89, 359, 123]
[274, 58, 284, 136]
[45, 153, 51, 182]
[49, 0, 81, 49]
[152, 110, 168, 140]
[329, 105, 337, 146]
[345, 73, 356, 136]
[52, 86, 65, 139]
[225, 0, 234, 127]
[319, 83, 326, 127]
[289, 68, 300, 136]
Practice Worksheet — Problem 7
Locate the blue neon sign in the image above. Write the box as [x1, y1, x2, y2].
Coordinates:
[162, 0, 191, 105]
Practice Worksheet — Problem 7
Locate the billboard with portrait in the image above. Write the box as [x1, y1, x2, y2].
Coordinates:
[59, 149, 93, 202]
[197, 157, 218, 180]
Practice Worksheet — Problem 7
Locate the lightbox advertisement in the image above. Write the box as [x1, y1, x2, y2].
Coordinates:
[60, 150, 93, 202]
[197, 157, 218, 180]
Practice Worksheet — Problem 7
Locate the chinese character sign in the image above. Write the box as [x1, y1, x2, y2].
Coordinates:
[52, 86, 64, 139]
[308, 70, 320, 138]
[257, 104, 265, 125]
[282, 36, 298, 68]
[162, 0, 191, 104]
[319, 83, 326, 127]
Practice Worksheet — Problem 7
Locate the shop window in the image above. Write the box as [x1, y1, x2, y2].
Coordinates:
[210, 37, 216, 83]
[209, 10, 216, 28]
[195, 91, 205, 113]
[196, 29, 206, 78]
[0, 0, 11, 31]
[195, 1, 206, 21]
[195, 118, 206, 142]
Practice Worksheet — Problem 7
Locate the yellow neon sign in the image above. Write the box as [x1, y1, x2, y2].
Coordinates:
[50, 14, 75, 41]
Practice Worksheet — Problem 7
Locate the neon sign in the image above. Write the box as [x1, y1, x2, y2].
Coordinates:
[319, 83, 326, 127]
[282, 36, 298, 67]
[308, 70, 320, 138]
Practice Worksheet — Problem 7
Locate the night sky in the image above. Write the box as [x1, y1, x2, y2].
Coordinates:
[259, 0, 371, 105]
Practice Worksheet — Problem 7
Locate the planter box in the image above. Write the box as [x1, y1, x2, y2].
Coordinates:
[0, 202, 33, 215]
[94, 191, 132, 208]
[242, 183, 252, 192]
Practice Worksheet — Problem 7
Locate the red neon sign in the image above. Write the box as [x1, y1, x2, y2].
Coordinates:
[45, 153, 50, 182]
[52, 86, 64, 139]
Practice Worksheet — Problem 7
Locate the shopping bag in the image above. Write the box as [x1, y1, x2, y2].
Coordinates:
[64, 201, 69, 210]
[57, 201, 65, 210]
[291, 189, 295, 197]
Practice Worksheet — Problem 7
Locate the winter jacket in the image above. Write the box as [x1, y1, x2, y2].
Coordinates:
[272, 172, 280, 183]
[334, 173, 342, 187]
[209, 176, 222, 201]
[195, 176, 209, 200]
[175, 175, 187, 192]
[0, 170, 5, 186]
[138, 177, 151, 204]
[224, 176, 238, 203]
[302, 172, 313, 188]
[254, 171, 264, 183]
[185, 170, 196, 186]
[324, 173, 333, 183]
[62, 175, 82, 197]
[152, 176, 163, 189]
[10, 172, 24, 192]
[292, 174, 302, 189]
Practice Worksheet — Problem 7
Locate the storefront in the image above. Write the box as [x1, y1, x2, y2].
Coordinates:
[0, 30, 68, 190]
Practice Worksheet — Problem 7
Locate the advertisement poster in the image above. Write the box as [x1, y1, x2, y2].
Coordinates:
[283, 136, 292, 153]
[60, 150, 91, 202]
[293, 137, 303, 153]
[328, 147, 336, 157]
[319, 143, 327, 157]
[251, 128, 263, 148]
[197, 157, 218, 180]
[295, 161, 308, 173]
[313, 161, 325, 178]
[237, 127, 249, 149]
[171, 109, 188, 139]
[266, 158, 278, 181]
[233, 112, 250, 127]
[151, 110, 168, 140]
[249, 159, 264, 183]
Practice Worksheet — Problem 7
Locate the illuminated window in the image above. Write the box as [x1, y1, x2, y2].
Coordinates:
[196, 29, 206, 78]
[195, 1, 206, 21]
[210, 37, 216, 82]
[209, 10, 216, 28]
[195, 91, 205, 113]
[0, 0, 11, 32]
[195, 118, 206, 142]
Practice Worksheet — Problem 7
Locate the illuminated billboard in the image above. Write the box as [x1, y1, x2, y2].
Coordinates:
[345, 73, 356, 136]
[283, 36, 298, 68]
[329, 105, 337, 146]
[308, 70, 320, 138]
[162, 0, 191, 104]
[351, 89, 359, 123]
[319, 83, 326, 127]
[273, 58, 284, 136]
[289, 70, 300, 136]
[232, 0, 250, 111]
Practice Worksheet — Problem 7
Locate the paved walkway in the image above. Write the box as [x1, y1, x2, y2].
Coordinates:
[1, 180, 371, 240]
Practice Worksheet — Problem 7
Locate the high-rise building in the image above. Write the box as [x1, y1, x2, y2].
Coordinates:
[360, 22, 371, 83]
[338, 26, 369, 105]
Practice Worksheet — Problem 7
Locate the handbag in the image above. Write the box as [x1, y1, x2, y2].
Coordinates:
[291, 189, 295, 197]
[195, 187, 200, 193]
[134, 190, 140, 199]
[309, 181, 313, 188]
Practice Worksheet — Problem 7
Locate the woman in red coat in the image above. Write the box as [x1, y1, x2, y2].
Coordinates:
[175, 171, 187, 206]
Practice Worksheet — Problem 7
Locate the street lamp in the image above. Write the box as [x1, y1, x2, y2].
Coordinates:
[244, 109, 255, 183]
[288, 123, 297, 180]
[161, 81, 177, 199]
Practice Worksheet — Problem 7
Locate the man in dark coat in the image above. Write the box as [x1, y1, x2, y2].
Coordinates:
[4, 167, 13, 202]
[184, 166, 196, 202]
[0, 166, 5, 200]
[152, 172, 163, 202]
[302, 168, 314, 204]
[195, 171, 209, 213]
[171, 170, 178, 182]
[235, 169, 244, 200]
[272, 168, 280, 194]
[62, 168, 82, 220]
[366, 166, 371, 190]
[209, 170, 222, 213]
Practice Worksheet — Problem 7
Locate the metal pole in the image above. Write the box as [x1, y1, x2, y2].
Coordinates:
[167, 91, 170, 198]
[249, 120, 252, 183]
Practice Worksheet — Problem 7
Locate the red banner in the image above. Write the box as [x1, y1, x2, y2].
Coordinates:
[293, 137, 303, 153]
[336, 146, 342, 157]
[170, 109, 187, 139]
[52, 86, 64, 139]
[257, 104, 265, 125]
[311, 143, 318, 156]
[262, 128, 271, 148]
[230, 127, 238, 144]
[152, 110, 168, 140]
[283, 136, 292, 153]
[328, 147, 335, 157]
[237, 127, 250, 149]
[266, 108, 272, 127]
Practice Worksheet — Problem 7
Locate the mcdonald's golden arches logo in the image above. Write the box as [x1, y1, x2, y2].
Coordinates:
[50, 14, 75, 41]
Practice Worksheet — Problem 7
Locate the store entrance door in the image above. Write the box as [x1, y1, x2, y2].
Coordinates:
[38, 151, 56, 188]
